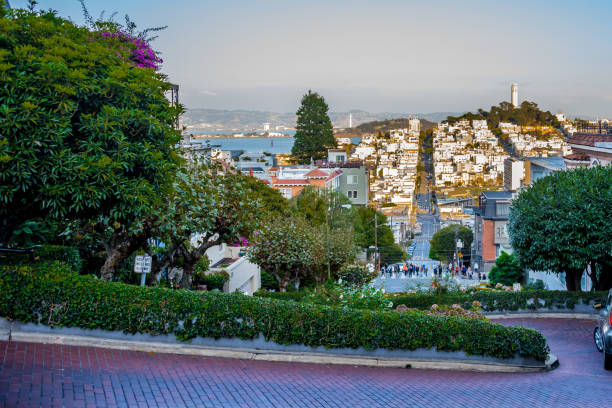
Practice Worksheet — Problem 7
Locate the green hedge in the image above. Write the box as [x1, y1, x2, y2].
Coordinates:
[256, 289, 607, 312]
[0, 245, 82, 273]
[197, 271, 229, 291]
[388, 290, 607, 312]
[0, 264, 549, 361]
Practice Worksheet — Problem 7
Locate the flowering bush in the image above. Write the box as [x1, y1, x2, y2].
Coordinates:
[229, 237, 248, 247]
[395, 303, 486, 320]
[99, 31, 162, 69]
[296, 284, 392, 311]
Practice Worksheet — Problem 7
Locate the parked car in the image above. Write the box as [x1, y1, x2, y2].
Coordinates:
[593, 289, 612, 370]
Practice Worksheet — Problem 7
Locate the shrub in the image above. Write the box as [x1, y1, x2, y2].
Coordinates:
[196, 270, 229, 291]
[337, 265, 376, 286]
[0, 265, 549, 361]
[261, 288, 608, 313]
[260, 270, 279, 291]
[387, 290, 607, 312]
[524, 280, 546, 291]
[489, 252, 523, 286]
[0, 245, 82, 273]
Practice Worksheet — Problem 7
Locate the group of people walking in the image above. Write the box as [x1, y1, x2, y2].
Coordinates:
[380, 263, 488, 281]
[381, 263, 429, 278]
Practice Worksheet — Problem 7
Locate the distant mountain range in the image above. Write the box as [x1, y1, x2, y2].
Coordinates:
[181, 109, 462, 131]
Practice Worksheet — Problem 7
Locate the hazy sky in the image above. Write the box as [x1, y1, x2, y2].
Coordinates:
[11, 0, 612, 116]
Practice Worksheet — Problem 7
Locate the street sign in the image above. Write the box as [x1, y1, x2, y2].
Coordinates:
[134, 255, 152, 274]
[458, 252, 463, 258]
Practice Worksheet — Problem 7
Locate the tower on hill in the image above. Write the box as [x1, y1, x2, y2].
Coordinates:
[511, 83, 518, 107]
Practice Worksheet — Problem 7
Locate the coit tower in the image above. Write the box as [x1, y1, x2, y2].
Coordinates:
[511, 83, 518, 107]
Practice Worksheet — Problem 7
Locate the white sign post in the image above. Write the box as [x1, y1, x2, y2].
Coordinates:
[134, 255, 152, 286]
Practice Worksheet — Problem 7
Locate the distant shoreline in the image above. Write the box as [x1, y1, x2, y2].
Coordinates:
[190, 133, 292, 139]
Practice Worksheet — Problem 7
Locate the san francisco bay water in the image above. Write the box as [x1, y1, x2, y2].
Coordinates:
[190, 136, 362, 154]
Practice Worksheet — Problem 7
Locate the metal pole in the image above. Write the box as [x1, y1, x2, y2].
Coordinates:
[326, 201, 331, 280]
[140, 273, 146, 287]
[374, 213, 379, 272]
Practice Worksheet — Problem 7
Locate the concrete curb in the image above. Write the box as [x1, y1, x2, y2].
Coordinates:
[488, 313, 597, 320]
[4, 328, 555, 373]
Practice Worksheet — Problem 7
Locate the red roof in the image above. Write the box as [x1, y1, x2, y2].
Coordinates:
[304, 168, 329, 178]
[568, 133, 612, 147]
[325, 169, 343, 181]
[563, 152, 590, 162]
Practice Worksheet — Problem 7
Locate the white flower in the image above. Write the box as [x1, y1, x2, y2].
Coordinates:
[339, 294, 343, 299]
[388, 301, 393, 308]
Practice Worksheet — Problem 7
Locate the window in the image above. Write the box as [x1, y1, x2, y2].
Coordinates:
[279, 188, 292, 199]
[348, 190, 358, 199]
[336, 155, 345, 163]
[496, 202, 510, 217]
[347, 175, 358, 184]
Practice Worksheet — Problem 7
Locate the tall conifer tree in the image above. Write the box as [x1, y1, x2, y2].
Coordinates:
[291, 90, 336, 163]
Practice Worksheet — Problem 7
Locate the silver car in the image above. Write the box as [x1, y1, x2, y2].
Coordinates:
[594, 289, 612, 370]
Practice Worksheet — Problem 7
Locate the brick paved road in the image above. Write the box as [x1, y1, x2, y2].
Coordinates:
[1, 318, 611, 407]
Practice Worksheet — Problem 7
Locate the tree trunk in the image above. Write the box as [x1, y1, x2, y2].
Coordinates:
[100, 248, 125, 281]
[99, 232, 148, 281]
[179, 261, 196, 289]
[564, 270, 582, 292]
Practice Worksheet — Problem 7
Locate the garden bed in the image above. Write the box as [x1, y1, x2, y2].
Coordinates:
[0, 264, 549, 362]
[256, 289, 607, 314]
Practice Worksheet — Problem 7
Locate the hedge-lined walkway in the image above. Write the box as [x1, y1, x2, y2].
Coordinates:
[1, 318, 610, 408]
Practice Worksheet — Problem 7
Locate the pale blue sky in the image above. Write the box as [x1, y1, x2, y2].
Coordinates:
[11, 0, 612, 116]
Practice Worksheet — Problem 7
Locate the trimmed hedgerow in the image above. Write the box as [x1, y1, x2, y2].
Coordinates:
[387, 291, 607, 312]
[0, 245, 82, 273]
[0, 264, 549, 361]
[257, 289, 607, 312]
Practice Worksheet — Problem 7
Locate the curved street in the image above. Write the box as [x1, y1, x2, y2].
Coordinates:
[1, 318, 610, 407]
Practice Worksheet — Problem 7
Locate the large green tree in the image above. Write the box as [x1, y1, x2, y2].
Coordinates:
[248, 215, 317, 292]
[291, 188, 356, 283]
[291, 90, 336, 164]
[429, 225, 473, 264]
[150, 161, 262, 288]
[0, 7, 181, 256]
[508, 166, 612, 291]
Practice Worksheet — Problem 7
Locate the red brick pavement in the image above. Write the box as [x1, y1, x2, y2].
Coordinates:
[0, 318, 610, 407]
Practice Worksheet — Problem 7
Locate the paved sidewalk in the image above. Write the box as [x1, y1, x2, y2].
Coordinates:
[1, 318, 611, 407]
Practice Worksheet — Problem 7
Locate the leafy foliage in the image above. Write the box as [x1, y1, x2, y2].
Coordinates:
[428, 225, 473, 263]
[195, 270, 229, 291]
[353, 207, 405, 264]
[447, 101, 560, 129]
[0, 264, 550, 361]
[489, 251, 524, 286]
[0, 8, 181, 251]
[260, 289, 608, 315]
[291, 90, 336, 163]
[507, 166, 612, 291]
[337, 265, 376, 286]
[248, 215, 317, 291]
[0, 245, 81, 273]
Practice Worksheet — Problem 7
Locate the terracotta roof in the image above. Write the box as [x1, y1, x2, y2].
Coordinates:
[325, 169, 343, 181]
[563, 152, 590, 161]
[568, 133, 612, 147]
[304, 168, 329, 178]
[272, 179, 309, 186]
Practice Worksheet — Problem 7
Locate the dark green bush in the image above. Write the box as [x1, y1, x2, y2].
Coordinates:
[489, 252, 523, 286]
[260, 270, 279, 291]
[0, 264, 549, 361]
[337, 265, 376, 286]
[0, 245, 82, 273]
[196, 270, 229, 291]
